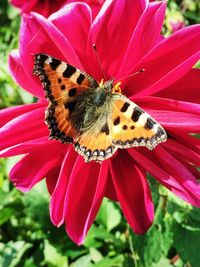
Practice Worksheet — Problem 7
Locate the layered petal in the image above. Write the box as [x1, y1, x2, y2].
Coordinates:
[10, 142, 66, 192]
[132, 96, 200, 116]
[171, 132, 200, 154]
[110, 150, 154, 234]
[0, 102, 45, 127]
[19, 12, 82, 83]
[118, 1, 166, 77]
[0, 106, 48, 152]
[0, 137, 51, 157]
[10, 0, 66, 18]
[49, 3, 92, 69]
[10, 0, 37, 12]
[50, 147, 78, 227]
[10, 0, 104, 18]
[129, 149, 200, 207]
[163, 139, 200, 167]
[46, 166, 61, 195]
[87, 0, 147, 79]
[156, 69, 200, 103]
[64, 157, 108, 244]
[125, 25, 200, 97]
[8, 50, 44, 98]
[147, 110, 200, 132]
[104, 168, 118, 201]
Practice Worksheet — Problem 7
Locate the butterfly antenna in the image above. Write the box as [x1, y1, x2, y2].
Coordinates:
[93, 44, 107, 81]
[115, 69, 145, 83]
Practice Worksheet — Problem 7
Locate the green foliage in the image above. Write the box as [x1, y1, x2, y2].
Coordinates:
[0, 1, 200, 266]
[2, 166, 200, 267]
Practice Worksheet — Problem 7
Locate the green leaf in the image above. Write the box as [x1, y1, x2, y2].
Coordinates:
[23, 181, 50, 224]
[0, 241, 32, 267]
[134, 195, 173, 266]
[43, 240, 68, 267]
[0, 207, 14, 225]
[89, 248, 103, 263]
[152, 257, 173, 267]
[173, 223, 200, 267]
[84, 225, 124, 249]
[93, 255, 124, 267]
[96, 198, 121, 231]
[24, 258, 38, 267]
[69, 255, 93, 267]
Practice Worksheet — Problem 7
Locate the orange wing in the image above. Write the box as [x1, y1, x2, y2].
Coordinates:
[74, 117, 117, 163]
[33, 54, 98, 143]
[110, 95, 167, 149]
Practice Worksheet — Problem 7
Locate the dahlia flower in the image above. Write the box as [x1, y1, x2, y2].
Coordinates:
[9, 0, 104, 18]
[2, 0, 200, 244]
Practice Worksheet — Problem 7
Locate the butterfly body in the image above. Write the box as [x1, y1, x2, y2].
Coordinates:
[33, 54, 167, 163]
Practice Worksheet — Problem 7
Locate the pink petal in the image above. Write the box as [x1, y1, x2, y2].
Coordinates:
[125, 25, 200, 97]
[10, 142, 66, 192]
[50, 147, 78, 227]
[87, 0, 147, 80]
[11, 0, 66, 17]
[172, 132, 200, 154]
[46, 167, 60, 195]
[0, 102, 46, 127]
[118, 1, 166, 77]
[132, 96, 200, 116]
[178, 159, 200, 180]
[8, 50, 44, 98]
[30, 0, 65, 18]
[104, 168, 118, 201]
[64, 157, 108, 244]
[49, 3, 92, 69]
[19, 12, 82, 81]
[110, 150, 154, 234]
[10, 0, 37, 12]
[156, 69, 200, 103]
[163, 139, 200, 167]
[0, 107, 48, 152]
[129, 148, 200, 207]
[0, 137, 52, 157]
[154, 146, 200, 204]
[147, 110, 200, 132]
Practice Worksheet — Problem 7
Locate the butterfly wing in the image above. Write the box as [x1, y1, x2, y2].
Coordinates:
[74, 113, 117, 163]
[33, 53, 99, 143]
[33, 54, 167, 162]
[110, 95, 167, 149]
[73, 93, 167, 163]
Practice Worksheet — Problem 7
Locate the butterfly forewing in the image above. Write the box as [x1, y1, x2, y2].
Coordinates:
[33, 53, 98, 143]
[110, 95, 167, 149]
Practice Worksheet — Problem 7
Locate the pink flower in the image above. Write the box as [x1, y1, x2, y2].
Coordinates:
[9, 0, 104, 18]
[2, 0, 200, 244]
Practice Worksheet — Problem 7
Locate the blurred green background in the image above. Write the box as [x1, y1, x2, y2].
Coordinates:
[0, 0, 200, 266]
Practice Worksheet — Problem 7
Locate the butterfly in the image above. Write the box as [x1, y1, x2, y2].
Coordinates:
[33, 54, 167, 163]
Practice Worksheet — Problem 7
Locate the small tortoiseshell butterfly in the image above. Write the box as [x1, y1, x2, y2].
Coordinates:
[33, 54, 167, 162]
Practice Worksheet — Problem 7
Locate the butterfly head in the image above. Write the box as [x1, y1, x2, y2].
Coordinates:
[98, 78, 114, 91]
[94, 78, 120, 107]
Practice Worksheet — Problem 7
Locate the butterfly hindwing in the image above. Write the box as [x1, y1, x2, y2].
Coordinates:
[33, 53, 98, 143]
[110, 95, 167, 149]
[74, 114, 117, 162]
